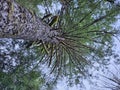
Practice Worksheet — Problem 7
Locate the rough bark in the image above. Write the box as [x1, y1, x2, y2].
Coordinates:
[0, 0, 62, 43]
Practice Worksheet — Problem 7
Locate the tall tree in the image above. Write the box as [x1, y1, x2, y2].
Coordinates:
[0, 0, 120, 89]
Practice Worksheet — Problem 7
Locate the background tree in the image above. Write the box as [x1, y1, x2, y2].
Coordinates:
[0, 0, 120, 89]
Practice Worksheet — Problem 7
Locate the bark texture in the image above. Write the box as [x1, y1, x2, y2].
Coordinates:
[0, 0, 62, 43]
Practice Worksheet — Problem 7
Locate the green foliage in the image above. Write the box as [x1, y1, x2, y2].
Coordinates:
[16, 0, 42, 15]
[0, 71, 44, 90]
[0, 39, 45, 90]
[1, 0, 120, 89]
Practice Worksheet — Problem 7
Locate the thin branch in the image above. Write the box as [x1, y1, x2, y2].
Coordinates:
[66, 1, 102, 34]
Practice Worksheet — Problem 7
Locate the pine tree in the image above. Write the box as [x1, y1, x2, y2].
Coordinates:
[0, 0, 120, 89]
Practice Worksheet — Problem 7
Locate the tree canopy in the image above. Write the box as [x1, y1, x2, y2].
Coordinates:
[0, 0, 120, 89]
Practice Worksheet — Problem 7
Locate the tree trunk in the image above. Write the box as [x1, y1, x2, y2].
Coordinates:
[0, 0, 62, 43]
